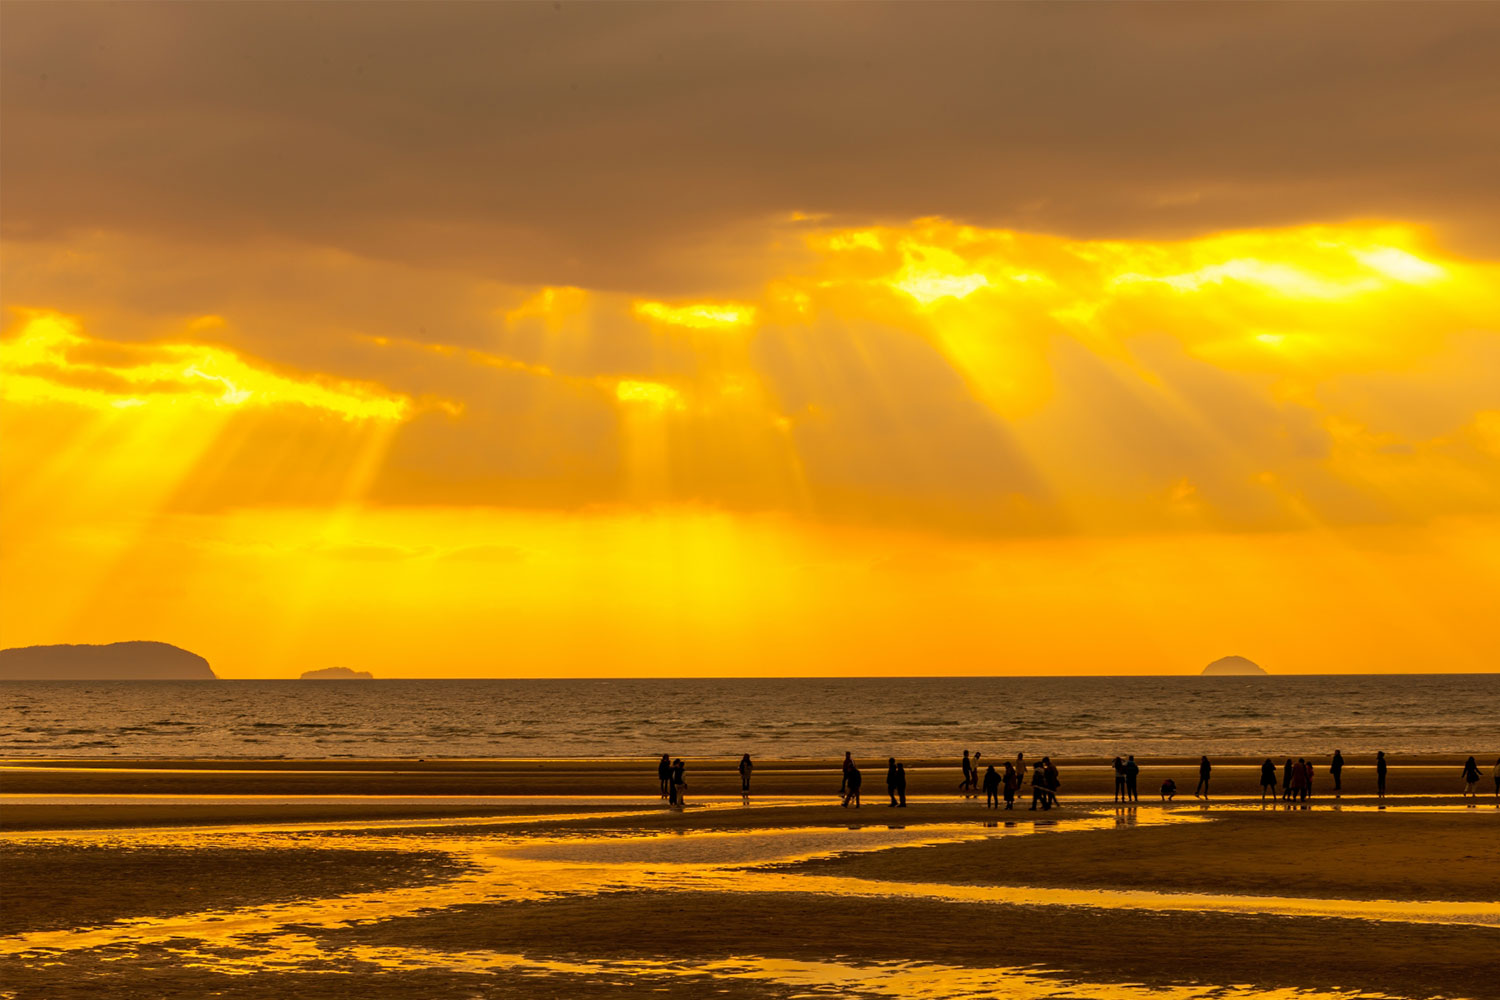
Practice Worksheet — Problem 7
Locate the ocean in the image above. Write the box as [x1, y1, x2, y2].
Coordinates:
[1, 675, 1494, 760]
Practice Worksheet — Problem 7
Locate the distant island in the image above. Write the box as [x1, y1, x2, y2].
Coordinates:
[300, 666, 374, 680]
[1201, 655, 1268, 676]
[0, 641, 216, 680]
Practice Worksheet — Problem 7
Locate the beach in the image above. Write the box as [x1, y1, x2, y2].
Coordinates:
[3, 758, 1497, 999]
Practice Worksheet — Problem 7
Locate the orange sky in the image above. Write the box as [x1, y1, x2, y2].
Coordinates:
[2, 5, 1498, 677]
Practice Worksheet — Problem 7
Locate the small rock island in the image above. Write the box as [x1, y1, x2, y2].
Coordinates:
[0, 641, 216, 680]
[300, 666, 374, 680]
[1201, 655, 1268, 676]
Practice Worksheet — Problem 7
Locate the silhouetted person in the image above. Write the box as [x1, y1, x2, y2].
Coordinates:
[1014, 752, 1026, 787]
[1029, 763, 1049, 810]
[1282, 758, 1294, 801]
[1112, 756, 1126, 803]
[1043, 756, 1061, 808]
[671, 758, 686, 807]
[1259, 758, 1277, 802]
[840, 751, 854, 796]
[1330, 749, 1344, 796]
[896, 763, 908, 807]
[1160, 777, 1177, 801]
[1002, 761, 1018, 809]
[1493, 757, 1500, 800]
[1291, 758, 1308, 803]
[983, 764, 1000, 808]
[959, 750, 973, 796]
[658, 754, 672, 799]
[1304, 758, 1315, 800]
[739, 753, 753, 794]
[1462, 756, 1481, 799]
[843, 763, 862, 808]
[1124, 755, 1140, 802]
[1376, 750, 1388, 801]
[1194, 755, 1212, 799]
[886, 757, 899, 806]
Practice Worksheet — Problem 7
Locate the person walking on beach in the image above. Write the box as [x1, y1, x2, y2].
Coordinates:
[983, 764, 1001, 808]
[896, 762, 908, 807]
[1330, 749, 1344, 797]
[1043, 757, 1061, 809]
[1112, 756, 1126, 803]
[1259, 759, 1278, 802]
[842, 762, 863, 808]
[840, 751, 854, 797]
[1194, 755, 1212, 799]
[1028, 763, 1049, 810]
[658, 754, 672, 799]
[959, 750, 973, 796]
[886, 757, 899, 807]
[1124, 755, 1140, 803]
[670, 758, 687, 808]
[1461, 756, 1481, 800]
[738, 753, 753, 794]
[1376, 750, 1388, 801]
[1002, 761, 1018, 809]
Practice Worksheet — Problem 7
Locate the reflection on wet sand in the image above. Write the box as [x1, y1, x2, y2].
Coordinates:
[3, 802, 1496, 999]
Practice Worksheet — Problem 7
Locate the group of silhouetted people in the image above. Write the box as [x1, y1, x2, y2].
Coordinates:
[654, 749, 1500, 808]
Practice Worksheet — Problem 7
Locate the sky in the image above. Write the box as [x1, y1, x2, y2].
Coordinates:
[2, 3, 1498, 677]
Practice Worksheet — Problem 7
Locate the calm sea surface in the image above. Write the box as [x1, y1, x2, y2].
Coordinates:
[1, 676, 1494, 759]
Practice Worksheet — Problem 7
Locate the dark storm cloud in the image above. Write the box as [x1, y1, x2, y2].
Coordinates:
[3, 1, 1498, 293]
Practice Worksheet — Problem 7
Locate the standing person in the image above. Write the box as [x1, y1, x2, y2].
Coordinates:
[1376, 750, 1388, 801]
[886, 757, 899, 807]
[1112, 757, 1126, 803]
[983, 764, 1001, 808]
[671, 758, 687, 808]
[1259, 759, 1278, 802]
[1461, 756, 1481, 799]
[896, 762, 908, 807]
[1124, 755, 1140, 803]
[840, 751, 854, 797]
[973, 751, 983, 793]
[658, 754, 672, 799]
[1194, 756, 1212, 799]
[738, 753, 753, 795]
[1305, 759, 1316, 800]
[1291, 758, 1308, 802]
[959, 750, 973, 796]
[1043, 757, 1060, 809]
[1282, 758, 1294, 801]
[1330, 749, 1345, 797]
[1029, 763, 1049, 811]
[842, 762, 863, 808]
[1493, 757, 1500, 801]
[1002, 761, 1018, 809]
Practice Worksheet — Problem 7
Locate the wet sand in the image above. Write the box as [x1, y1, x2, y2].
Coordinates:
[3, 765, 1497, 1000]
